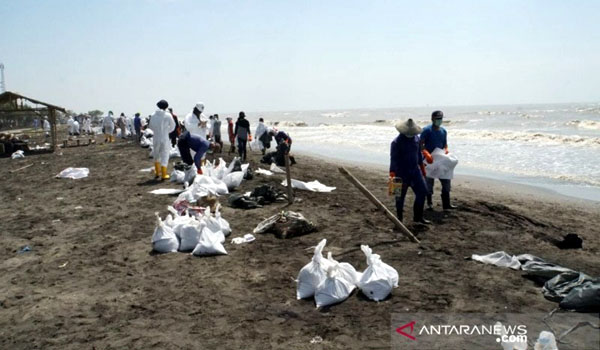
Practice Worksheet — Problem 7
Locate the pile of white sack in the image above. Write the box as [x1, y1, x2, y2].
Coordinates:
[296, 239, 399, 308]
[171, 157, 249, 191]
[152, 204, 231, 256]
[140, 129, 153, 148]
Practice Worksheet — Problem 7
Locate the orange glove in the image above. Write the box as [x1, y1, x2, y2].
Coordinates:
[422, 150, 433, 164]
[444, 146, 449, 154]
[248, 134, 253, 141]
[197, 167, 203, 175]
[388, 172, 396, 196]
[419, 164, 427, 177]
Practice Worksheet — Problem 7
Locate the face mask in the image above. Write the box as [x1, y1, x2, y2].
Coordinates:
[433, 119, 443, 127]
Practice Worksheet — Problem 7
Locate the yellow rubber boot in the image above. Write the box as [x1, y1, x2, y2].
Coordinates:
[161, 166, 170, 180]
[154, 162, 161, 178]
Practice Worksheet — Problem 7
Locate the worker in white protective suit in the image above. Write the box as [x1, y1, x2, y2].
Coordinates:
[184, 102, 209, 140]
[67, 116, 75, 136]
[43, 116, 51, 138]
[103, 111, 115, 143]
[255, 117, 268, 155]
[149, 99, 176, 180]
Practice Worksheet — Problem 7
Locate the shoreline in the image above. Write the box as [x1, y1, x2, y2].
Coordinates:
[291, 148, 600, 208]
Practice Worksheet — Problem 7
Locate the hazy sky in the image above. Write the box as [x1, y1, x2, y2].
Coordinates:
[1, 0, 599, 116]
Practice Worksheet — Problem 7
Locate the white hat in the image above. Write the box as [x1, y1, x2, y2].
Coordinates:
[195, 102, 205, 112]
[395, 118, 422, 137]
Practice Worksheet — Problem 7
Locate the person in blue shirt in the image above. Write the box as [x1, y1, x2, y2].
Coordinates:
[133, 113, 142, 143]
[420, 110, 457, 210]
[177, 131, 220, 175]
[389, 119, 430, 224]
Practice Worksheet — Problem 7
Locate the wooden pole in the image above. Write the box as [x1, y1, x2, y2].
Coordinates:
[10, 163, 33, 173]
[285, 153, 294, 204]
[49, 108, 57, 152]
[338, 166, 420, 243]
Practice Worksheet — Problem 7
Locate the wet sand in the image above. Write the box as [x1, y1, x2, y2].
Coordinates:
[0, 135, 598, 349]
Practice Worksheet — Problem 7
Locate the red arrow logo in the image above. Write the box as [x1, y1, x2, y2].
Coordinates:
[396, 321, 417, 341]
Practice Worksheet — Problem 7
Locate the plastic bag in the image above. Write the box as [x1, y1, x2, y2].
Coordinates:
[314, 264, 355, 308]
[11, 150, 25, 159]
[56, 167, 90, 179]
[215, 207, 231, 236]
[151, 212, 179, 253]
[223, 171, 244, 190]
[192, 227, 227, 256]
[425, 147, 458, 180]
[170, 169, 185, 183]
[296, 239, 333, 299]
[534, 331, 558, 350]
[327, 252, 360, 286]
[179, 222, 205, 252]
[358, 245, 399, 301]
[471, 251, 521, 270]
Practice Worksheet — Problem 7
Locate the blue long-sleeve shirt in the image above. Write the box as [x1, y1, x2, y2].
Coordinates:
[420, 125, 447, 153]
[178, 131, 210, 168]
[389, 134, 423, 182]
[274, 131, 291, 145]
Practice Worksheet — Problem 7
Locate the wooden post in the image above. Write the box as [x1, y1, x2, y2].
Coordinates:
[338, 167, 420, 243]
[285, 153, 294, 204]
[49, 108, 58, 152]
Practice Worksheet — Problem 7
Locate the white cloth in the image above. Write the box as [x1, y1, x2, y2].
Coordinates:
[149, 109, 176, 167]
[103, 114, 115, 134]
[281, 179, 336, 192]
[425, 148, 458, 180]
[43, 119, 50, 131]
[56, 167, 89, 179]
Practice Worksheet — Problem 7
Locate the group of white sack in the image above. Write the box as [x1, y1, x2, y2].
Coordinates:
[170, 157, 249, 192]
[296, 239, 399, 308]
[152, 205, 231, 256]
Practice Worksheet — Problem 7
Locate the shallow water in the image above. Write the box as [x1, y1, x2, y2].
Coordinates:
[250, 103, 600, 202]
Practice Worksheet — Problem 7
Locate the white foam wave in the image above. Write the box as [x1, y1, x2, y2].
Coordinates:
[286, 124, 600, 148]
[566, 120, 600, 130]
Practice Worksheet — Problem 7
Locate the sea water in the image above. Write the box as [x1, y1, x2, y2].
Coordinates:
[249, 103, 600, 202]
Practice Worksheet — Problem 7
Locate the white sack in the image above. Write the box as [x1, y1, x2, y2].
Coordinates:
[358, 245, 399, 301]
[215, 207, 231, 236]
[192, 227, 227, 256]
[179, 222, 204, 251]
[223, 171, 244, 190]
[327, 252, 360, 286]
[314, 264, 355, 308]
[255, 168, 273, 176]
[296, 239, 333, 299]
[270, 163, 285, 173]
[151, 212, 179, 253]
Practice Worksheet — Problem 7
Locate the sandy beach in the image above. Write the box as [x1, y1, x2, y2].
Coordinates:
[1, 136, 599, 349]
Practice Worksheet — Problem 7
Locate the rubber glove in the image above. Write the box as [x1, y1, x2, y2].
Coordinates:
[388, 172, 396, 196]
[422, 150, 433, 164]
[419, 164, 427, 177]
[444, 146, 449, 154]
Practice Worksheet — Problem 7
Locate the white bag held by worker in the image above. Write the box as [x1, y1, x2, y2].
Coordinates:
[151, 212, 179, 253]
[358, 245, 399, 301]
[327, 252, 360, 286]
[192, 227, 227, 256]
[314, 264, 355, 308]
[296, 239, 333, 299]
[425, 147, 458, 180]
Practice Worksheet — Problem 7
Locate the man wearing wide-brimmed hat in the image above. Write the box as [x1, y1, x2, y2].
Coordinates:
[389, 118, 430, 224]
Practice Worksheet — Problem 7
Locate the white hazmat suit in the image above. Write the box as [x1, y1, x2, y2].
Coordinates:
[149, 109, 176, 167]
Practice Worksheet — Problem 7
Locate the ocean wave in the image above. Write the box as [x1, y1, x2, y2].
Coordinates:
[565, 120, 600, 130]
[285, 124, 600, 148]
[450, 129, 600, 147]
[270, 120, 308, 127]
[320, 112, 348, 118]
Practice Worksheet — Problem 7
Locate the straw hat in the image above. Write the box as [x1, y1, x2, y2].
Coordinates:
[395, 118, 422, 137]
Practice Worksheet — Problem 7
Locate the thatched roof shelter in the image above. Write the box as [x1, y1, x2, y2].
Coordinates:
[0, 91, 66, 151]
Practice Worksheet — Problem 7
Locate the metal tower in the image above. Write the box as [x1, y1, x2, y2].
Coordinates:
[0, 63, 5, 93]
